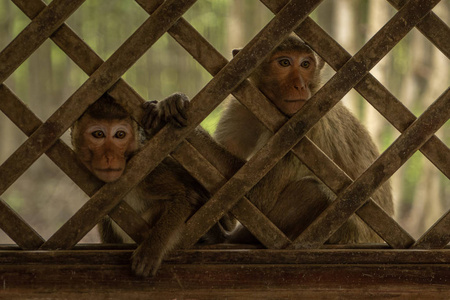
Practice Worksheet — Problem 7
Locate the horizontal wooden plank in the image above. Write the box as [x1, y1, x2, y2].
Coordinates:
[1, 248, 450, 265]
[0, 249, 449, 299]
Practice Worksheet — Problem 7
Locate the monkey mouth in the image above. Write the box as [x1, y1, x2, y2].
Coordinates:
[95, 168, 123, 173]
[94, 168, 124, 182]
[284, 99, 307, 103]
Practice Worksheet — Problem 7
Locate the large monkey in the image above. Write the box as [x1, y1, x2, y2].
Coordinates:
[145, 36, 393, 245]
[71, 94, 242, 277]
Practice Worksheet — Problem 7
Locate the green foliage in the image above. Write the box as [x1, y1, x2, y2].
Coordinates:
[5, 191, 25, 211]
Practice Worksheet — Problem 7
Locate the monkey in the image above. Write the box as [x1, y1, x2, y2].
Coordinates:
[217, 35, 394, 244]
[71, 93, 243, 277]
[143, 35, 393, 245]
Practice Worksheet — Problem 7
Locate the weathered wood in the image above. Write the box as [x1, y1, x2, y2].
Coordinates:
[171, 140, 292, 249]
[0, 249, 448, 299]
[290, 12, 450, 179]
[413, 210, 450, 249]
[1, 248, 449, 265]
[292, 138, 416, 249]
[294, 89, 449, 249]
[0, 0, 85, 83]
[12, 0, 103, 75]
[231, 198, 292, 249]
[388, 0, 450, 58]
[0, 85, 103, 196]
[355, 75, 450, 179]
[0, 198, 44, 249]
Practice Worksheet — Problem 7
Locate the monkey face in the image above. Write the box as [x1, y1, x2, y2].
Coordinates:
[73, 116, 138, 182]
[253, 50, 319, 116]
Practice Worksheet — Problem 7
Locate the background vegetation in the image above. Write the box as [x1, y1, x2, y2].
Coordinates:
[0, 0, 448, 243]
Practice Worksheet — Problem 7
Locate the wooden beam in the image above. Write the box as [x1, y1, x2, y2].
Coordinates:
[0, 248, 449, 298]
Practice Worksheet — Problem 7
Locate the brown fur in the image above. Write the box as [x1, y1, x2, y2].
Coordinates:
[214, 36, 393, 243]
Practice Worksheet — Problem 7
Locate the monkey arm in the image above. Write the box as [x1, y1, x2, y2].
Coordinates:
[131, 198, 193, 277]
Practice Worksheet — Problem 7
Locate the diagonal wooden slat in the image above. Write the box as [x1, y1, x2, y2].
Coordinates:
[0, 0, 85, 83]
[170, 140, 291, 249]
[0, 198, 44, 249]
[387, 0, 450, 58]
[179, 0, 442, 248]
[294, 89, 449, 249]
[12, 0, 103, 77]
[413, 210, 450, 249]
[291, 139, 416, 249]
[0, 0, 197, 197]
[136, 0, 284, 131]
[40, 0, 324, 250]
[261, 0, 450, 179]
[290, 13, 450, 179]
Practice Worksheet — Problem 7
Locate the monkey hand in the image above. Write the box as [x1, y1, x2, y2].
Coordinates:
[142, 92, 189, 135]
[131, 237, 166, 277]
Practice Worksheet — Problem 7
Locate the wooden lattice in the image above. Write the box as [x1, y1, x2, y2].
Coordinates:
[0, 0, 449, 297]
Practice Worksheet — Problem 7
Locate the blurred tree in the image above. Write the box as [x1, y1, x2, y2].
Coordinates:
[335, 0, 359, 115]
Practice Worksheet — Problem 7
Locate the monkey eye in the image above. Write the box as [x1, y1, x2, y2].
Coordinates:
[278, 59, 291, 67]
[115, 131, 126, 139]
[91, 130, 105, 138]
[300, 60, 311, 68]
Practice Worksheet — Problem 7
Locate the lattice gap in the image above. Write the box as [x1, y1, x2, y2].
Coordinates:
[0, 0, 448, 255]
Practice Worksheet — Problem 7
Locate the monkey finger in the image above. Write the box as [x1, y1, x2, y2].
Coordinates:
[169, 113, 187, 127]
[142, 100, 158, 109]
[174, 96, 189, 126]
[166, 100, 187, 127]
[143, 108, 160, 130]
[141, 101, 158, 129]
[161, 93, 189, 127]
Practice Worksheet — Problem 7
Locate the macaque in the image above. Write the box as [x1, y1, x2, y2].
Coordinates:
[219, 35, 393, 243]
[146, 35, 393, 245]
[71, 94, 241, 277]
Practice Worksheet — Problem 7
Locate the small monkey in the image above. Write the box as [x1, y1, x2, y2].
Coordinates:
[146, 36, 393, 245]
[71, 94, 240, 276]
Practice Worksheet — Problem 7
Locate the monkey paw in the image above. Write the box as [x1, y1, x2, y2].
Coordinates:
[142, 93, 189, 134]
[131, 242, 165, 277]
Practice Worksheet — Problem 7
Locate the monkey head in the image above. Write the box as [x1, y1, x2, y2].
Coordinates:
[234, 35, 323, 116]
[71, 94, 139, 182]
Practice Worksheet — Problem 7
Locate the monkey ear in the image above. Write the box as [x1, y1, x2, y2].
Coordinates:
[315, 55, 325, 70]
[232, 48, 241, 57]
